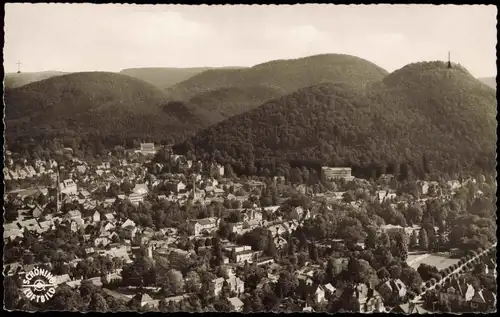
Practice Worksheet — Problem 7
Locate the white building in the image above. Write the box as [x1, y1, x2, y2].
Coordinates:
[59, 179, 78, 196]
[322, 167, 354, 181]
[138, 143, 156, 155]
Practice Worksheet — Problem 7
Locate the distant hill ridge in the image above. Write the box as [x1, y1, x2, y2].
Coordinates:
[478, 76, 496, 90]
[174, 61, 496, 177]
[166, 53, 389, 101]
[4, 71, 69, 89]
[120, 66, 246, 90]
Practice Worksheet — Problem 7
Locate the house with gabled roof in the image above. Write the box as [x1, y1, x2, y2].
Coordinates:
[393, 302, 428, 314]
[133, 183, 148, 195]
[92, 211, 101, 223]
[313, 285, 327, 303]
[65, 209, 82, 221]
[104, 213, 115, 222]
[31, 205, 44, 218]
[469, 289, 496, 312]
[228, 297, 244, 312]
[377, 278, 407, 303]
[128, 293, 158, 308]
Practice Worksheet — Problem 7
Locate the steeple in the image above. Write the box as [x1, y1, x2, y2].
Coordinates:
[447, 51, 452, 69]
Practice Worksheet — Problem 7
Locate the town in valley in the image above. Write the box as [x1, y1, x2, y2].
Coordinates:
[3, 3, 497, 314]
[3, 142, 497, 313]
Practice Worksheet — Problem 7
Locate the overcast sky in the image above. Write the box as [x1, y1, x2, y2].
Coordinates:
[4, 4, 497, 77]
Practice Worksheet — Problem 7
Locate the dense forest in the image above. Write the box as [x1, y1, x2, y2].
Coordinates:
[186, 85, 286, 119]
[165, 54, 388, 101]
[4, 72, 216, 146]
[4, 54, 389, 151]
[174, 62, 497, 179]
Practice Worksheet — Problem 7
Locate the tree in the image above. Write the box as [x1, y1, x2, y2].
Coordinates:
[400, 267, 424, 293]
[4, 276, 21, 310]
[364, 225, 378, 250]
[377, 267, 390, 280]
[391, 231, 409, 261]
[275, 271, 298, 298]
[419, 229, 429, 250]
[36, 193, 47, 206]
[89, 293, 109, 312]
[346, 258, 379, 287]
[410, 231, 419, 249]
[325, 259, 338, 283]
[80, 280, 98, 298]
[166, 269, 185, 295]
[389, 265, 402, 279]
[266, 232, 278, 258]
[213, 297, 232, 312]
[185, 271, 201, 293]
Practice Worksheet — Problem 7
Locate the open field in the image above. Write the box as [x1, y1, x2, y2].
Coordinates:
[407, 253, 461, 271]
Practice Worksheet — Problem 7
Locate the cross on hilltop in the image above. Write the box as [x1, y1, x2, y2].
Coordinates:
[17, 61, 22, 73]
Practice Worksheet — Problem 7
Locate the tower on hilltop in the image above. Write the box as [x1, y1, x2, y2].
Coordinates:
[447, 52, 452, 69]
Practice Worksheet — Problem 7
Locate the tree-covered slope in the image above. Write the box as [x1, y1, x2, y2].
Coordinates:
[174, 62, 496, 176]
[186, 85, 286, 118]
[166, 54, 389, 101]
[4, 72, 211, 143]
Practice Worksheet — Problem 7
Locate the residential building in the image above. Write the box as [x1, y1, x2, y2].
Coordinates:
[59, 179, 78, 195]
[153, 247, 194, 270]
[121, 219, 136, 228]
[166, 181, 186, 194]
[376, 190, 397, 202]
[78, 190, 91, 200]
[133, 184, 148, 196]
[229, 222, 245, 235]
[128, 293, 158, 308]
[210, 277, 225, 296]
[393, 303, 428, 314]
[128, 193, 144, 205]
[190, 217, 218, 236]
[344, 283, 385, 313]
[31, 205, 44, 218]
[104, 213, 115, 222]
[377, 279, 407, 303]
[228, 297, 244, 312]
[122, 226, 138, 240]
[138, 143, 156, 155]
[233, 250, 257, 264]
[65, 210, 83, 222]
[314, 285, 326, 303]
[92, 211, 101, 223]
[469, 289, 496, 312]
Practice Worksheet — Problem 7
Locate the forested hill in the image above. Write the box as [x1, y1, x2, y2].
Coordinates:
[186, 85, 286, 118]
[174, 62, 497, 178]
[4, 71, 69, 89]
[4, 72, 214, 145]
[166, 54, 389, 101]
[120, 67, 246, 90]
